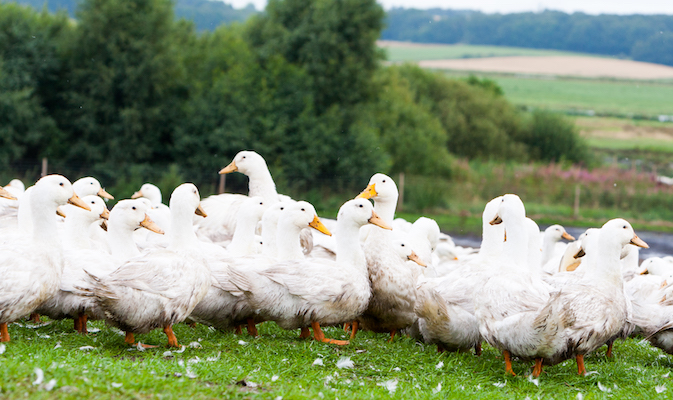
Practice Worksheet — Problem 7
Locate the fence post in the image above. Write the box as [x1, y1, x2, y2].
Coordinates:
[573, 184, 580, 218]
[218, 173, 226, 194]
[397, 172, 405, 212]
[41, 158, 48, 177]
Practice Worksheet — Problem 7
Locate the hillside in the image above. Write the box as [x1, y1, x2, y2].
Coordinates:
[382, 8, 673, 67]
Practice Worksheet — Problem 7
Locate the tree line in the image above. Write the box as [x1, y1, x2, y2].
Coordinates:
[0, 0, 586, 198]
[382, 9, 673, 66]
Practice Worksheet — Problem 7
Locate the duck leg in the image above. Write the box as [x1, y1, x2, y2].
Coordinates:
[576, 354, 586, 375]
[164, 325, 180, 348]
[246, 319, 258, 337]
[606, 340, 614, 358]
[388, 330, 397, 343]
[74, 316, 82, 333]
[0, 322, 9, 342]
[503, 350, 516, 376]
[474, 343, 482, 356]
[349, 320, 359, 340]
[125, 331, 157, 348]
[79, 314, 89, 334]
[299, 327, 311, 339]
[311, 322, 349, 345]
[532, 358, 543, 378]
[343, 322, 351, 333]
[234, 325, 242, 335]
[29, 313, 41, 323]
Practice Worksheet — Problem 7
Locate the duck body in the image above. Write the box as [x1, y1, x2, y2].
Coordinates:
[85, 184, 211, 346]
[0, 175, 89, 341]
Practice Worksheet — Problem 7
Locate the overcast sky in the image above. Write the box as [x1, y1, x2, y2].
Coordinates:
[227, 0, 673, 15]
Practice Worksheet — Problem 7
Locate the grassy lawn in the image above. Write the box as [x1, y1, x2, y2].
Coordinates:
[381, 43, 586, 62]
[2, 318, 673, 399]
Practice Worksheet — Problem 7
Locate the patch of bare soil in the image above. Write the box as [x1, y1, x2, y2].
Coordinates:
[575, 118, 673, 141]
[417, 56, 673, 80]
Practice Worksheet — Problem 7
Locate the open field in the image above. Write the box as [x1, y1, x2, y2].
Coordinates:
[419, 56, 673, 80]
[2, 318, 673, 399]
[379, 41, 584, 62]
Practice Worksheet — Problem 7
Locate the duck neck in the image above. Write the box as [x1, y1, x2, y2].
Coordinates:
[168, 208, 199, 250]
[584, 236, 626, 288]
[336, 219, 366, 270]
[30, 196, 61, 248]
[261, 216, 278, 258]
[541, 234, 556, 265]
[501, 221, 528, 268]
[276, 221, 305, 261]
[229, 212, 258, 257]
[64, 213, 95, 250]
[247, 169, 278, 203]
[479, 223, 504, 258]
[108, 220, 141, 262]
[373, 197, 397, 226]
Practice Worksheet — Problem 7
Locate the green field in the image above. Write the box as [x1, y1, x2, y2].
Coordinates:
[493, 76, 673, 116]
[382, 43, 585, 62]
[2, 318, 673, 399]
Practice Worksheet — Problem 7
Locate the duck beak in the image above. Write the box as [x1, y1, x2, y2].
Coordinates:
[562, 232, 575, 241]
[408, 251, 427, 267]
[101, 220, 108, 232]
[639, 268, 649, 275]
[56, 207, 66, 218]
[630, 234, 649, 249]
[368, 211, 392, 230]
[0, 186, 16, 200]
[68, 194, 91, 211]
[308, 215, 332, 236]
[355, 183, 377, 200]
[97, 188, 114, 200]
[100, 208, 110, 220]
[573, 247, 586, 259]
[490, 214, 503, 225]
[131, 190, 143, 199]
[195, 203, 207, 218]
[219, 160, 238, 174]
[140, 214, 164, 234]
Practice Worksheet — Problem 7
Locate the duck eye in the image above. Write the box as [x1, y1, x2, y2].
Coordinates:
[623, 225, 627, 229]
[358, 204, 363, 208]
[132, 207, 136, 210]
[301, 208, 305, 212]
[242, 156, 246, 159]
[91, 201, 95, 204]
[260, 202, 263, 205]
[280, 207, 284, 210]
[382, 179, 386, 183]
[59, 182, 64, 186]
[401, 244, 405, 247]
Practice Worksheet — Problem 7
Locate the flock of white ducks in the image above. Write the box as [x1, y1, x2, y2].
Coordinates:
[2, 150, 673, 378]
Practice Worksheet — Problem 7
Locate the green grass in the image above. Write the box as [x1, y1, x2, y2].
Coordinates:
[491, 76, 673, 116]
[381, 44, 586, 62]
[2, 318, 673, 399]
[586, 137, 673, 152]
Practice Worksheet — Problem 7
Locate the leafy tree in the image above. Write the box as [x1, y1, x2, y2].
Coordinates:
[55, 0, 190, 182]
[631, 32, 673, 67]
[516, 110, 590, 164]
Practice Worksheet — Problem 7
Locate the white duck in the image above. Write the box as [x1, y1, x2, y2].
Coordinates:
[189, 201, 331, 335]
[73, 177, 114, 200]
[196, 151, 287, 242]
[474, 194, 562, 377]
[227, 199, 389, 345]
[83, 183, 210, 347]
[355, 173, 418, 340]
[226, 196, 268, 256]
[45, 199, 163, 333]
[542, 219, 648, 374]
[0, 175, 90, 342]
[61, 196, 110, 250]
[540, 224, 575, 273]
[415, 196, 503, 355]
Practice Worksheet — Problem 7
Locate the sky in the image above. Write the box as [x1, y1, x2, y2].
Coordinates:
[225, 0, 673, 15]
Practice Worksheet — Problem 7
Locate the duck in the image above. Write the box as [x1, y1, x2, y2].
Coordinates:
[196, 151, 288, 242]
[414, 196, 504, 355]
[189, 201, 331, 335]
[474, 194, 563, 377]
[540, 225, 575, 273]
[130, 183, 171, 241]
[227, 198, 389, 345]
[43, 199, 163, 334]
[60, 196, 110, 250]
[226, 197, 268, 256]
[73, 177, 114, 200]
[83, 183, 211, 347]
[355, 173, 419, 341]
[542, 219, 648, 374]
[0, 175, 90, 342]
